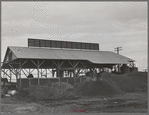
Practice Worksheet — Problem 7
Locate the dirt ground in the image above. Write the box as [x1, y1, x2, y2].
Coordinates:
[1, 92, 147, 113]
[1, 72, 148, 113]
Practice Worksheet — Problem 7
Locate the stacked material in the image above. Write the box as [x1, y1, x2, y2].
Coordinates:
[28, 82, 75, 100]
[75, 72, 147, 97]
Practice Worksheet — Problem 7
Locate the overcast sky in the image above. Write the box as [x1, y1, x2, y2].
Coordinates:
[1, 2, 147, 71]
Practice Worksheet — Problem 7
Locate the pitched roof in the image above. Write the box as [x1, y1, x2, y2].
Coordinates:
[5, 46, 134, 64]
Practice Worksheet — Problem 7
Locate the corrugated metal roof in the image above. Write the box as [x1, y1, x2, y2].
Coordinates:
[8, 46, 134, 64]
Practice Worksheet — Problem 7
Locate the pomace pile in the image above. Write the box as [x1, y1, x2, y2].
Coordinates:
[28, 82, 75, 100]
[74, 72, 147, 97]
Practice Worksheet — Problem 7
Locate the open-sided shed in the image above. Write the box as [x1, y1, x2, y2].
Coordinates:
[1, 45, 135, 89]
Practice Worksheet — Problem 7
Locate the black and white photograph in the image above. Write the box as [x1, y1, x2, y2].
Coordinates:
[1, 1, 148, 113]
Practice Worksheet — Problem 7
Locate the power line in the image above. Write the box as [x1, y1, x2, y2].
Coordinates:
[114, 47, 122, 54]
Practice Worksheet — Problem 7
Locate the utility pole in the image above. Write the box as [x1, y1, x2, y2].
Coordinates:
[114, 47, 122, 73]
[114, 47, 122, 54]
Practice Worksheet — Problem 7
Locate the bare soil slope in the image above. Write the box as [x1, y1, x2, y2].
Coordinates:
[75, 72, 147, 97]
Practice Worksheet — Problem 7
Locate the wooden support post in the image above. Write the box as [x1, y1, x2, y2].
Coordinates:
[68, 71, 69, 77]
[67, 71, 69, 77]
[57, 68, 59, 77]
[67, 71, 68, 77]
[65, 71, 67, 77]
[41, 69, 42, 78]
[3, 69, 5, 78]
[73, 69, 75, 77]
[118, 64, 120, 73]
[57, 61, 60, 78]
[37, 60, 40, 86]
[52, 69, 54, 77]
[16, 70, 18, 81]
[70, 72, 72, 77]
[46, 69, 47, 78]
[74, 69, 76, 77]
[10, 69, 12, 83]
[19, 60, 22, 89]
[69, 71, 71, 77]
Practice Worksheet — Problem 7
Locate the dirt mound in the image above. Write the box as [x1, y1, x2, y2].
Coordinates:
[74, 75, 121, 96]
[101, 72, 145, 92]
[79, 80, 121, 96]
[25, 72, 147, 99]
[127, 72, 147, 85]
[28, 82, 77, 100]
[75, 72, 147, 97]
[126, 72, 147, 91]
